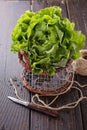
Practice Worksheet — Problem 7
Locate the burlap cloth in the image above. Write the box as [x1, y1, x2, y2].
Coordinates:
[72, 49, 87, 75]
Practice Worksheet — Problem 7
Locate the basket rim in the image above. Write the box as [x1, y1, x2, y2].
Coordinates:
[18, 50, 72, 75]
[21, 69, 73, 96]
[18, 50, 73, 96]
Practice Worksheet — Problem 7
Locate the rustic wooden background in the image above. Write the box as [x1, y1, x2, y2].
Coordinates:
[0, 0, 87, 130]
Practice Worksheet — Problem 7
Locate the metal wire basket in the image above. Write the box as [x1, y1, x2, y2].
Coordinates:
[18, 51, 73, 96]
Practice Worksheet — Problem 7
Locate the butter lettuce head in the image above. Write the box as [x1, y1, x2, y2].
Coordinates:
[11, 6, 86, 76]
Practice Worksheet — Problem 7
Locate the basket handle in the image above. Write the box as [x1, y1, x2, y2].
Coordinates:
[18, 51, 32, 72]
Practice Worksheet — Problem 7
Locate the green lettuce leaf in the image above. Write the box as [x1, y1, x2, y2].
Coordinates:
[11, 6, 86, 76]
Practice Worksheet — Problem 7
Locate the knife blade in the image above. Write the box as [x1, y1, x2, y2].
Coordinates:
[8, 96, 58, 117]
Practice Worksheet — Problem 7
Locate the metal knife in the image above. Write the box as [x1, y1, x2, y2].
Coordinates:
[8, 96, 58, 117]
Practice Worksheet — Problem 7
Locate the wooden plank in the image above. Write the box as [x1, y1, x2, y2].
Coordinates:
[44, 2, 75, 129]
[46, 0, 60, 6]
[66, 0, 87, 129]
[29, 0, 83, 130]
[32, 0, 47, 11]
[78, 0, 87, 48]
[29, 1, 47, 129]
[46, 1, 83, 130]
[54, 88, 83, 130]
[46, 0, 67, 17]
[30, 1, 49, 130]
[66, 0, 87, 48]
[66, 0, 82, 29]
[0, 1, 30, 130]
[76, 75, 87, 130]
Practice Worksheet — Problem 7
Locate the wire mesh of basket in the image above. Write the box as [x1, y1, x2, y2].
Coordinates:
[18, 51, 73, 96]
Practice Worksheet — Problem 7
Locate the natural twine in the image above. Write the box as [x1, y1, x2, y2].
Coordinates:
[9, 78, 27, 102]
[10, 69, 87, 111]
[31, 70, 87, 111]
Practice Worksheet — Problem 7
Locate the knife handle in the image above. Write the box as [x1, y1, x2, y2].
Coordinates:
[28, 103, 58, 117]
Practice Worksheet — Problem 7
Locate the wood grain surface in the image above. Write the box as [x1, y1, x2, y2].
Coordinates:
[0, 0, 87, 130]
[0, 1, 30, 130]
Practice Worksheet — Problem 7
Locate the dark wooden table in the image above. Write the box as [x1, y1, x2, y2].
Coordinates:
[0, 0, 87, 130]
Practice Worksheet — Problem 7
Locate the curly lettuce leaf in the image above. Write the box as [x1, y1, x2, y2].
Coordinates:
[11, 6, 86, 76]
